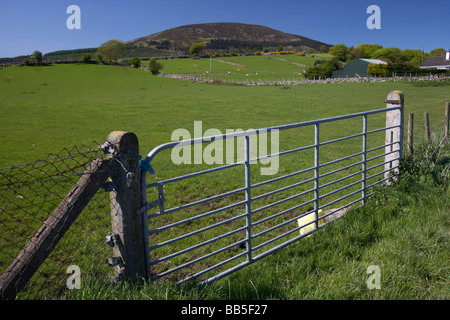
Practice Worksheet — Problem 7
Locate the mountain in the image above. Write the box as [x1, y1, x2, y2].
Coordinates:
[125, 22, 331, 57]
[1, 22, 330, 63]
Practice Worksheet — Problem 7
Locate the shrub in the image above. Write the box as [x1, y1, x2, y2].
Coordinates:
[149, 58, 163, 74]
[305, 58, 341, 79]
[33, 50, 43, 65]
[367, 63, 389, 76]
[81, 53, 92, 63]
[96, 53, 104, 64]
[129, 57, 141, 68]
[23, 57, 34, 66]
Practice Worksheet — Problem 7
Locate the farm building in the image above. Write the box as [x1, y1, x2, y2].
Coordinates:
[420, 51, 450, 70]
[332, 58, 388, 78]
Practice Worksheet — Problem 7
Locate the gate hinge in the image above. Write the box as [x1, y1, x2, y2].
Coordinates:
[105, 233, 121, 247]
[101, 181, 118, 192]
[137, 199, 160, 215]
[106, 256, 123, 267]
[384, 99, 402, 105]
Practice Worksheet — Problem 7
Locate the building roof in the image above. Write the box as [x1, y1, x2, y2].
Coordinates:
[359, 59, 388, 64]
[421, 54, 450, 68]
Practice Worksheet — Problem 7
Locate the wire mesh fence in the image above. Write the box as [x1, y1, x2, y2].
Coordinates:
[0, 142, 117, 299]
[408, 105, 449, 153]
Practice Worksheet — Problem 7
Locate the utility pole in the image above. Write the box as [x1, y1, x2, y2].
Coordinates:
[210, 56, 212, 82]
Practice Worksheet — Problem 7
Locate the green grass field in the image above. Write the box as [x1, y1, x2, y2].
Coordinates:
[1, 61, 449, 168]
[159, 54, 317, 82]
[1, 59, 449, 299]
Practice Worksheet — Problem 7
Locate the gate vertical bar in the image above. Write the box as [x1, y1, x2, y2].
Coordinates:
[314, 123, 320, 230]
[140, 169, 151, 279]
[362, 115, 368, 206]
[244, 135, 252, 262]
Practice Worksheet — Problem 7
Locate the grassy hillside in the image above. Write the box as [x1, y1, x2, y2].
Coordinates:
[0, 62, 449, 300]
[1, 62, 449, 168]
[160, 54, 317, 81]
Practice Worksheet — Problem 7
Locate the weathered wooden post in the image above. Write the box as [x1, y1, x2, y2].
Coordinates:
[408, 113, 414, 155]
[445, 102, 449, 139]
[384, 91, 404, 183]
[106, 131, 148, 281]
[424, 112, 430, 142]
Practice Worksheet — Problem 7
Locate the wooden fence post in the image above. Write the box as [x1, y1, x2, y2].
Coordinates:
[106, 131, 148, 282]
[408, 113, 414, 155]
[424, 112, 430, 142]
[445, 102, 449, 139]
[384, 91, 404, 184]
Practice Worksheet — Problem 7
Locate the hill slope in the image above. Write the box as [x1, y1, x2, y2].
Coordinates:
[126, 22, 331, 57]
[2, 22, 330, 63]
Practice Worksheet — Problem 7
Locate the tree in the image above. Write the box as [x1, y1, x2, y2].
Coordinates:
[129, 57, 141, 68]
[149, 58, 163, 74]
[319, 44, 329, 53]
[189, 42, 207, 57]
[97, 40, 125, 63]
[400, 49, 423, 67]
[348, 46, 364, 61]
[81, 53, 92, 63]
[33, 50, 43, 65]
[329, 44, 349, 62]
[356, 44, 383, 59]
[428, 48, 445, 57]
[305, 58, 341, 79]
[372, 47, 402, 64]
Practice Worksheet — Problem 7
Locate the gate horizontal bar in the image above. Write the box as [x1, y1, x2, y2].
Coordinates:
[147, 161, 243, 187]
[319, 132, 365, 147]
[252, 166, 315, 188]
[144, 106, 401, 163]
[366, 165, 399, 181]
[152, 239, 247, 280]
[319, 177, 363, 200]
[150, 225, 248, 266]
[149, 200, 247, 235]
[161, 186, 246, 216]
[252, 197, 315, 227]
[320, 160, 363, 178]
[252, 208, 314, 240]
[320, 170, 363, 189]
[319, 188, 363, 210]
[252, 176, 315, 202]
[184, 252, 249, 285]
[148, 211, 247, 250]
[319, 151, 364, 168]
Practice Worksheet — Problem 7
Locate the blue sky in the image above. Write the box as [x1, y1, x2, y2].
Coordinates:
[1, 0, 449, 57]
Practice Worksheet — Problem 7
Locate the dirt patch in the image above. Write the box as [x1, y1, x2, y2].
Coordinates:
[321, 208, 348, 223]
[275, 58, 310, 69]
[215, 59, 247, 68]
